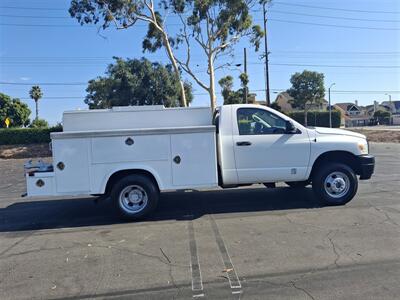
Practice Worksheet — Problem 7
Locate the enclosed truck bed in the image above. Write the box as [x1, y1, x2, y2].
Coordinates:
[27, 106, 218, 197]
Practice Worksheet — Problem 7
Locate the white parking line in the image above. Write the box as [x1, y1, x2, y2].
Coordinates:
[209, 216, 242, 291]
[188, 220, 204, 294]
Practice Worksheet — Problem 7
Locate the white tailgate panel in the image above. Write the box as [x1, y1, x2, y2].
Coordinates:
[53, 138, 90, 193]
[91, 135, 169, 164]
[171, 132, 217, 187]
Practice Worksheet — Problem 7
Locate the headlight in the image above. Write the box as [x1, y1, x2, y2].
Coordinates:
[358, 141, 368, 155]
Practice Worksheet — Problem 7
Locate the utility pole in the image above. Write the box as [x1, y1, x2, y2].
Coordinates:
[244, 47, 248, 103]
[263, 1, 271, 106]
[385, 93, 393, 125]
[328, 83, 336, 128]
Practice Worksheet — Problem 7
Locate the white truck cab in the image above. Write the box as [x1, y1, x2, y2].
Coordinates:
[25, 104, 375, 220]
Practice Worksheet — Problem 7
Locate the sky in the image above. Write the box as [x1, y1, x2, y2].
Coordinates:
[0, 0, 400, 125]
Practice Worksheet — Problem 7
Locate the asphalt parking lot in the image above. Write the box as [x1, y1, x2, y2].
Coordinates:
[0, 143, 399, 300]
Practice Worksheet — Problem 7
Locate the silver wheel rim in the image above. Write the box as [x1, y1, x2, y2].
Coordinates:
[119, 185, 148, 214]
[324, 171, 350, 198]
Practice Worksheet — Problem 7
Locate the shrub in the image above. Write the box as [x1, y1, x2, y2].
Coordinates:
[30, 118, 49, 128]
[0, 125, 62, 145]
[287, 111, 341, 128]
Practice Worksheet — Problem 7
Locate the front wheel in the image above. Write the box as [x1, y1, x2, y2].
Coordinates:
[111, 174, 159, 220]
[312, 163, 358, 206]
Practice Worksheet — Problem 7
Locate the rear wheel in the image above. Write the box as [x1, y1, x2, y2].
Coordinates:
[285, 180, 310, 188]
[312, 163, 358, 206]
[111, 174, 159, 220]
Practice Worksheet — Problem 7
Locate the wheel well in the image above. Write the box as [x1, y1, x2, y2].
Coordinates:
[104, 169, 160, 195]
[310, 151, 360, 179]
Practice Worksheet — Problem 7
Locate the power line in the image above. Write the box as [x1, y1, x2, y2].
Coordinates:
[273, 2, 400, 14]
[0, 22, 169, 28]
[0, 81, 87, 86]
[1, 11, 399, 24]
[267, 63, 400, 69]
[1, 61, 398, 70]
[0, 23, 89, 28]
[1, 18, 400, 30]
[0, 14, 70, 19]
[3, 83, 400, 95]
[269, 50, 400, 55]
[19, 96, 84, 100]
[2, 62, 399, 69]
[1, 51, 399, 60]
[2, 55, 398, 65]
[249, 89, 400, 94]
[0, 6, 66, 11]
[11, 89, 400, 100]
[2, 2, 399, 15]
[268, 18, 400, 31]
[269, 10, 400, 23]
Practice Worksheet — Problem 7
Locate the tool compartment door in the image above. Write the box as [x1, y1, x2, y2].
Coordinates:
[171, 132, 218, 187]
[53, 138, 91, 194]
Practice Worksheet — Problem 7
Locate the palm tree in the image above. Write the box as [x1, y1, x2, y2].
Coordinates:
[29, 86, 43, 120]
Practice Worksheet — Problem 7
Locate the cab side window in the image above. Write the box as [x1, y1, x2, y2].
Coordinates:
[237, 108, 287, 135]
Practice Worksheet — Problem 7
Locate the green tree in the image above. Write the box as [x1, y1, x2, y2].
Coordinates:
[218, 74, 249, 105]
[69, 0, 267, 111]
[29, 86, 43, 120]
[85, 57, 193, 109]
[30, 118, 49, 128]
[0, 93, 31, 128]
[374, 110, 391, 125]
[270, 101, 282, 112]
[287, 70, 325, 126]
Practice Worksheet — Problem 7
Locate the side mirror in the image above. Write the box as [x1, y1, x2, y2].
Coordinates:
[285, 120, 297, 134]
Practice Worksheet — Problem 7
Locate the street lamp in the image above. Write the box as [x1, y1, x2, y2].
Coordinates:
[328, 83, 336, 128]
[385, 93, 392, 103]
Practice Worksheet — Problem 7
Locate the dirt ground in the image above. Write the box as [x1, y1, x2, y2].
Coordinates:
[0, 144, 51, 159]
[349, 129, 400, 143]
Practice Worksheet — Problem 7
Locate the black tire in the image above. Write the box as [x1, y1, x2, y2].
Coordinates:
[285, 180, 310, 188]
[312, 163, 358, 206]
[110, 174, 159, 220]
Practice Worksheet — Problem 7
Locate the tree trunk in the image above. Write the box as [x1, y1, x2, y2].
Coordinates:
[35, 100, 39, 120]
[304, 108, 308, 127]
[162, 32, 187, 107]
[208, 54, 217, 112]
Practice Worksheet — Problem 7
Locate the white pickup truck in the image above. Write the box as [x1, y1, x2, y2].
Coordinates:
[25, 104, 375, 220]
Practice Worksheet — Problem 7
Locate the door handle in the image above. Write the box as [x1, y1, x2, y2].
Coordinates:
[236, 141, 252, 146]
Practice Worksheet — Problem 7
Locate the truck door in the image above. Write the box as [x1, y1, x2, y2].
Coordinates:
[232, 107, 311, 183]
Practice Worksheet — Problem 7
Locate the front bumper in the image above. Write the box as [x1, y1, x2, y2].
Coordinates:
[357, 154, 375, 180]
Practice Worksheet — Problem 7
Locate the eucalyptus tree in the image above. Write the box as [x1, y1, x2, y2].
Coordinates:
[147, 0, 265, 111]
[69, 0, 189, 106]
[69, 0, 266, 111]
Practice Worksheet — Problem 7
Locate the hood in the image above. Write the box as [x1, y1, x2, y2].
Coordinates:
[313, 127, 366, 139]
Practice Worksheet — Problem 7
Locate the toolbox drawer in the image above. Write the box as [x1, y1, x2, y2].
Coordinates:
[26, 172, 55, 196]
